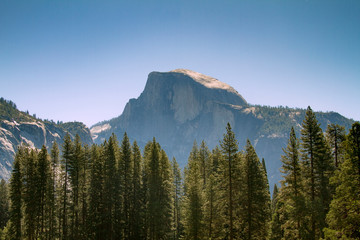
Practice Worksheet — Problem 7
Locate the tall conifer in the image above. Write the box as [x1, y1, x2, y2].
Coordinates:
[279, 127, 306, 239]
[183, 143, 205, 240]
[240, 140, 270, 240]
[326, 124, 346, 168]
[219, 123, 239, 240]
[324, 122, 360, 239]
[120, 132, 132, 238]
[60, 133, 73, 240]
[130, 141, 143, 240]
[301, 106, 333, 239]
[8, 147, 24, 240]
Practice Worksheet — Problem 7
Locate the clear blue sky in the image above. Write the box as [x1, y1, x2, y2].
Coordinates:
[1, 0, 359, 127]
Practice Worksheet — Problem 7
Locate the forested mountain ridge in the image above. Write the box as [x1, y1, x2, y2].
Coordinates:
[0, 98, 93, 180]
[90, 69, 354, 189]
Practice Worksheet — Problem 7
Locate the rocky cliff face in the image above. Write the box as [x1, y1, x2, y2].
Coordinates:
[91, 69, 354, 190]
[0, 99, 93, 180]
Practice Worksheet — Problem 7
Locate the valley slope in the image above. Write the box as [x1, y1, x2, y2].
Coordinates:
[0, 98, 93, 180]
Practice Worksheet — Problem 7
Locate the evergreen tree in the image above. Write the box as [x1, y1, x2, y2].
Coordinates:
[60, 133, 73, 240]
[205, 146, 223, 239]
[346, 122, 360, 180]
[171, 157, 182, 240]
[146, 138, 173, 240]
[68, 134, 84, 239]
[50, 141, 60, 239]
[159, 149, 174, 238]
[0, 179, 9, 230]
[183, 143, 205, 240]
[103, 134, 120, 240]
[22, 149, 39, 240]
[279, 127, 306, 239]
[324, 122, 360, 239]
[199, 140, 210, 188]
[88, 144, 105, 240]
[36, 146, 52, 239]
[219, 123, 239, 240]
[261, 158, 272, 236]
[8, 147, 23, 240]
[79, 144, 90, 239]
[301, 106, 333, 239]
[326, 124, 346, 168]
[130, 141, 143, 240]
[269, 184, 283, 240]
[240, 140, 270, 240]
[120, 132, 132, 239]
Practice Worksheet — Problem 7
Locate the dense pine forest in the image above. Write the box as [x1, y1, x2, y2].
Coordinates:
[0, 106, 359, 240]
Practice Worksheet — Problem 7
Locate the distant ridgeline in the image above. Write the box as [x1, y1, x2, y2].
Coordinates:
[89, 69, 354, 191]
[1, 109, 359, 239]
[0, 97, 93, 180]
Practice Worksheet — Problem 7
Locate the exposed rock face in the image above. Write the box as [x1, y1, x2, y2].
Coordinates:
[91, 69, 354, 190]
[0, 106, 93, 180]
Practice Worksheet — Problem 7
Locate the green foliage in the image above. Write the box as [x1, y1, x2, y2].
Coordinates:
[240, 140, 271, 240]
[171, 157, 183, 240]
[183, 142, 205, 240]
[145, 138, 173, 240]
[219, 123, 239, 240]
[0, 179, 9, 230]
[279, 127, 306, 239]
[6, 118, 359, 240]
[326, 124, 346, 168]
[8, 147, 23, 240]
[0, 98, 30, 122]
[301, 106, 334, 240]
[251, 105, 354, 138]
[269, 184, 283, 240]
[324, 122, 360, 239]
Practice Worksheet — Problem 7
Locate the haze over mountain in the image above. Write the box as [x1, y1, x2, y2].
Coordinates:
[90, 69, 354, 188]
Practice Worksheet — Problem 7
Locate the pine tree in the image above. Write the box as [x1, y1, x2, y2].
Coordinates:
[240, 140, 270, 240]
[159, 149, 174, 238]
[36, 146, 52, 239]
[120, 132, 132, 238]
[219, 123, 239, 240]
[0, 179, 9, 230]
[79, 144, 90, 239]
[269, 184, 283, 240]
[199, 140, 210, 188]
[146, 138, 173, 240]
[88, 144, 105, 240]
[50, 141, 60, 239]
[60, 133, 73, 240]
[279, 127, 306, 239]
[68, 134, 84, 239]
[103, 134, 120, 240]
[347, 122, 360, 181]
[324, 122, 360, 239]
[22, 149, 39, 240]
[171, 157, 182, 240]
[129, 141, 143, 240]
[183, 143, 205, 240]
[261, 158, 272, 239]
[205, 146, 223, 239]
[326, 124, 346, 168]
[301, 106, 333, 239]
[8, 147, 23, 240]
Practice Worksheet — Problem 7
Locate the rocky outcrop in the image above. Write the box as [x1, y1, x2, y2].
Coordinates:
[91, 69, 354, 190]
[0, 105, 93, 180]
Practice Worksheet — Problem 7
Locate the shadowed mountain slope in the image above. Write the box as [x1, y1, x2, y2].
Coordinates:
[91, 69, 354, 189]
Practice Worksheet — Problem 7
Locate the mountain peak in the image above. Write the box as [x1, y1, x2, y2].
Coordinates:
[170, 69, 239, 95]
